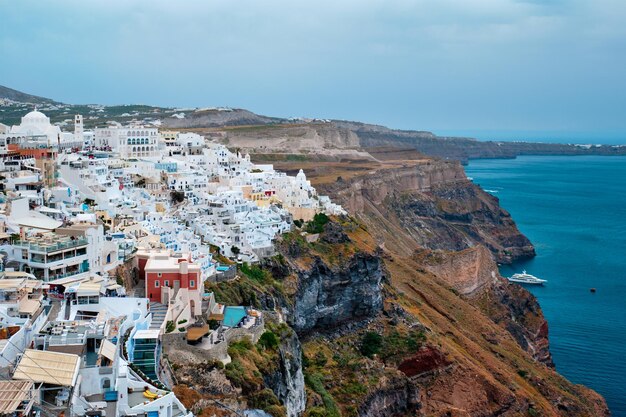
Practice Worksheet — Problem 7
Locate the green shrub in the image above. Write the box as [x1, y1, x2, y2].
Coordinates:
[305, 372, 340, 417]
[379, 330, 426, 360]
[240, 262, 269, 283]
[165, 321, 175, 333]
[305, 213, 330, 234]
[314, 351, 328, 367]
[306, 407, 329, 417]
[228, 338, 254, 357]
[528, 407, 540, 417]
[224, 359, 246, 387]
[178, 319, 187, 325]
[360, 332, 383, 357]
[247, 388, 281, 410]
[258, 331, 279, 350]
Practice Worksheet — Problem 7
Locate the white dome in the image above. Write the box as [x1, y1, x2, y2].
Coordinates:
[22, 110, 50, 126]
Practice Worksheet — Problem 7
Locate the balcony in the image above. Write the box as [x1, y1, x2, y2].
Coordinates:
[15, 237, 88, 254]
[48, 268, 89, 281]
[25, 254, 89, 272]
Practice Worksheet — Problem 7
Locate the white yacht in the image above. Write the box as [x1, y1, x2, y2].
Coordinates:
[508, 270, 547, 285]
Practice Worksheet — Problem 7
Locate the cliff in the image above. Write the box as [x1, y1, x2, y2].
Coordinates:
[333, 120, 626, 163]
[414, 245, 553, 365]
[318, 159, 535, 264]
[263, 331, 306, 417]
[289, 252, 384, 333]
[176, 216, 607, 416]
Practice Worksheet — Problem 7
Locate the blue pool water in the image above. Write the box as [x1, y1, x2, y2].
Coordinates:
[223, 306, 247, 328]
[466, 155, 626, 416]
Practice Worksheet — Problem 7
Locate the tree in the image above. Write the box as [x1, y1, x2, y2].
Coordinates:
[360, 332, 383, 357]
[170, 190, 185, 203]
[231, 245, 241, 255]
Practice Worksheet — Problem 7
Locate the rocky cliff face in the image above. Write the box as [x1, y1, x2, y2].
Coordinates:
[319, 159, 535, 264]
[475, 277, 553, 365]
[413, 245, 553, 365]
[285, 248, 385, 334]
[333, 119, 626, 163]
[264, 332, 306, 417]
[357, 374, 420, 417]
[415, 245, 498, 297]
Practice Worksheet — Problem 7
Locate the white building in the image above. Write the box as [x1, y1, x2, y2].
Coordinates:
[94, 126, 161, 158]
[2, 110, 82, 150]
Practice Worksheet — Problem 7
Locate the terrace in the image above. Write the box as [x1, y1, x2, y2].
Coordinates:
[14, 235, 88, 254]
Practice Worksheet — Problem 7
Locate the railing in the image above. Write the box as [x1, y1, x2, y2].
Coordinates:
[14, 238, 89, 253]
[48, 269, 89, 281]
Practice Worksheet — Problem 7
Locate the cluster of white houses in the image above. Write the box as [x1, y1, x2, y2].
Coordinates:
[0, 109, 345, 416]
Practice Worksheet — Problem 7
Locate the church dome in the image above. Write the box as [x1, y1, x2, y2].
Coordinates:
[21, 109, 50, 126]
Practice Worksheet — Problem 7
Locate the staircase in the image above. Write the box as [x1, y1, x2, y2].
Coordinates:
[149, 302, 168, 330]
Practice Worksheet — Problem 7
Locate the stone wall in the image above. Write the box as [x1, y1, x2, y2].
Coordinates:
[162, 318, 265, 364]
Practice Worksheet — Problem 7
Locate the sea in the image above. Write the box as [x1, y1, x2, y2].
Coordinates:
[466, 155, 626, 416]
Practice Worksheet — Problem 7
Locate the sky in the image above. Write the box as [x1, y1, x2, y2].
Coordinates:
[1, 0, 625, 142]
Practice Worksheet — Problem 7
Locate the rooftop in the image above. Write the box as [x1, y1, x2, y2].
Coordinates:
[133, 329, 160, 340]
[13, 349, 80, 386]
[13, 233, 88, 253]
[13, 216, 63, 231]
[0, 380, 35, 415]
[145, 255, 201, 272]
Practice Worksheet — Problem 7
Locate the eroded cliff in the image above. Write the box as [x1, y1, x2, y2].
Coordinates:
[289, 252, 384, 333]
[318, 159, 535, 264]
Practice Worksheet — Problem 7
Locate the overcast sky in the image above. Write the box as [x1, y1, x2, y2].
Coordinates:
[1, 0, 625, 141]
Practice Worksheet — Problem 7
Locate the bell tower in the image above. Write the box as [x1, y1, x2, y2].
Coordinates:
[74, 114, 84, 146]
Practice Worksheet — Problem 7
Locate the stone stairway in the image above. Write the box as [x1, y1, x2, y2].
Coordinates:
[149, 302, 168, 330]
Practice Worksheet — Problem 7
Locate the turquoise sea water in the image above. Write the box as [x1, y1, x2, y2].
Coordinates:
[466, 155, 626, 416]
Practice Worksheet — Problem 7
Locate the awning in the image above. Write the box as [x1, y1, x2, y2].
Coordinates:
[13, 349, 80, 386]
[18, 299, 40, 315]
[1, 271, 36, 279]
[0, 380, 34, 414]
[98, 339, 117, 362]
[77, 281, 101, 296]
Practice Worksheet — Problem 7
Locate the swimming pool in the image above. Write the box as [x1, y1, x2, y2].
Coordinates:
[223, 306, 247, 328]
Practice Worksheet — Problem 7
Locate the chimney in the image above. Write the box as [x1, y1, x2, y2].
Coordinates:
[179, 260, 188, 275]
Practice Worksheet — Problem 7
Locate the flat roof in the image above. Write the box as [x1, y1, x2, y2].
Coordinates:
[0, 279, 27, 291]
[14, 216, 62, 230]
[47, 275, 86, 286]
[133, 329, 160, 340]
[13, 349, 80, 386]
[37, 206, 63, 214]
[77, 281, 102, 296]
[18, 299, 40, 315]
[0, 380, 34, 414]
[2, 271, 36, 279]
[145, 256, 201, 272]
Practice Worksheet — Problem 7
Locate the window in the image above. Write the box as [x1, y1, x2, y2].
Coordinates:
[157, 272, 162, 277]
[164, 280, 169, 287]
[154, 280, 160, 287]
[189, 280, 195, 288]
